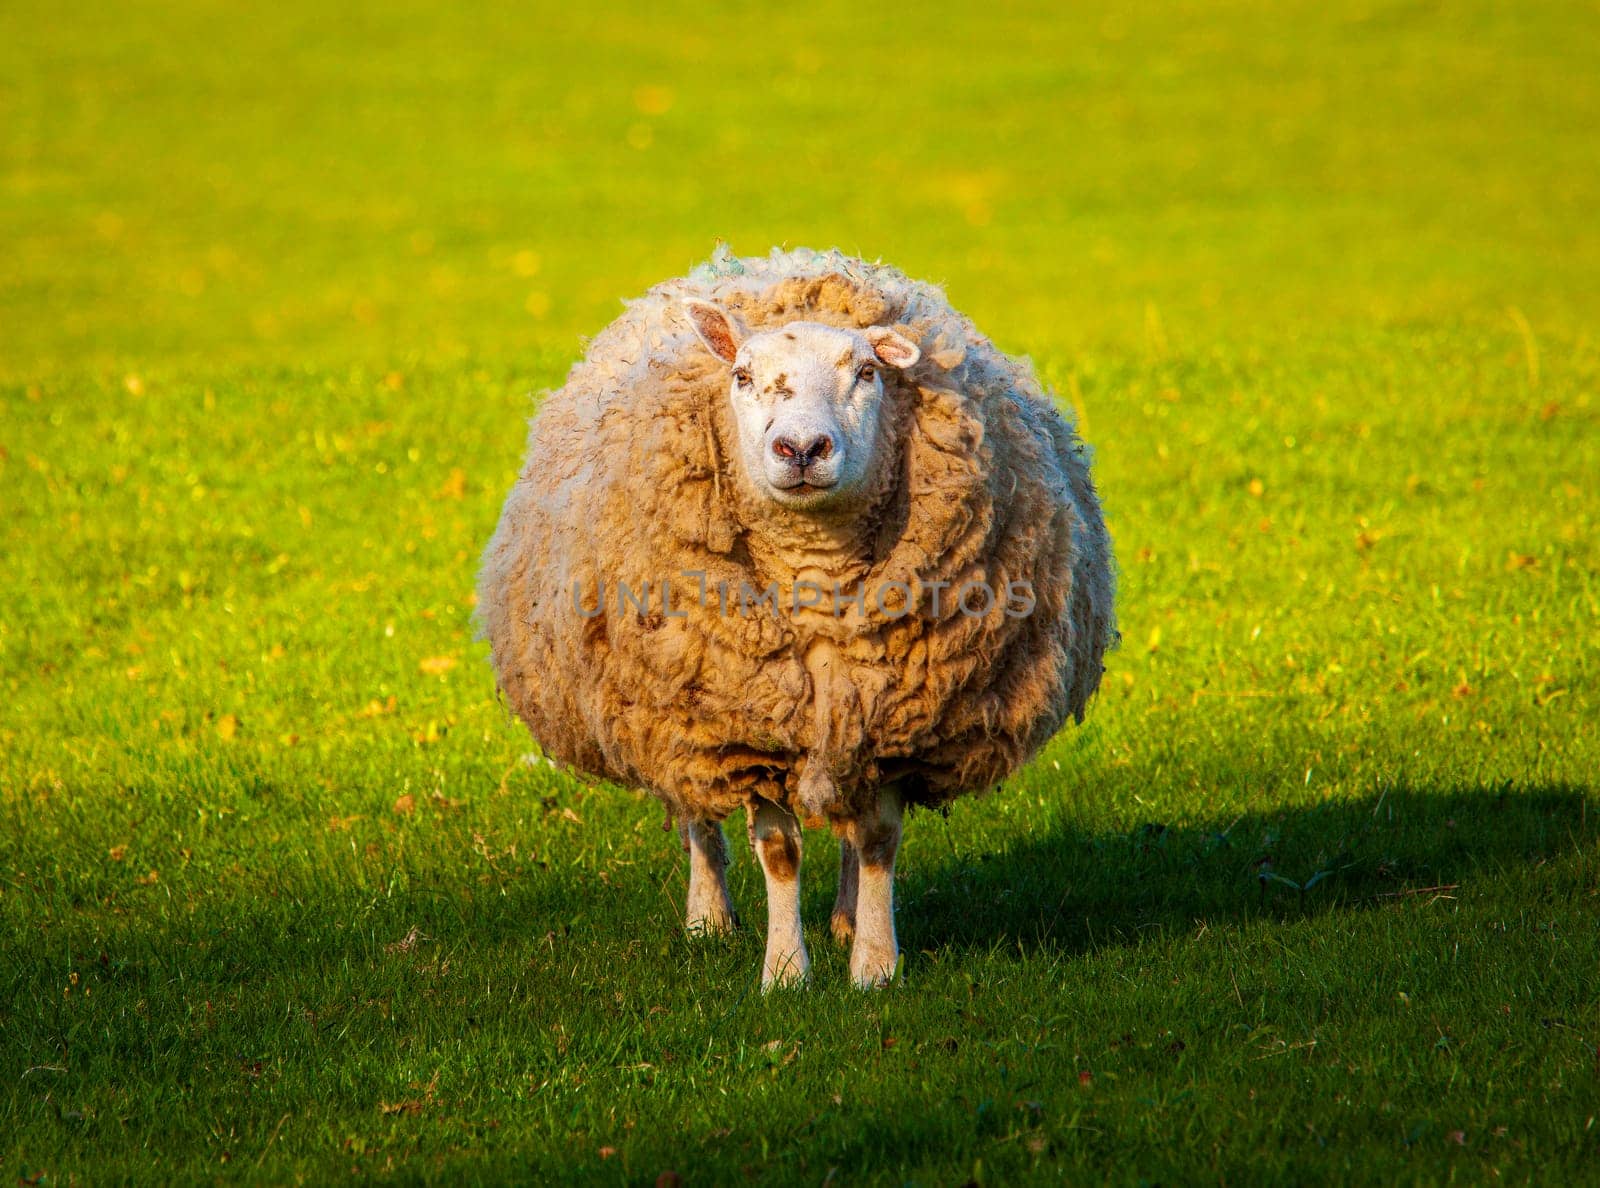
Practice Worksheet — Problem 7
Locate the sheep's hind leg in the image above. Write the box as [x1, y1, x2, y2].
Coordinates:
[830, 839, 859, 945]
[847, 788, 903, 988]
[684, 819, 737, 935]
[751, 798, 810, 990]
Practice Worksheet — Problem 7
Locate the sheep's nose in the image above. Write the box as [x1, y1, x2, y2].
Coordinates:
[772, 434, 834, 464]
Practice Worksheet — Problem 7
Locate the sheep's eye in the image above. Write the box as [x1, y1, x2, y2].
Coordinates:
[856, 363, 877, 384]
[732, 367, 753, 389]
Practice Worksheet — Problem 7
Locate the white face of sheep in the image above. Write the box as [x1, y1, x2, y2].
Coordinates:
[685, 300, 921, 512]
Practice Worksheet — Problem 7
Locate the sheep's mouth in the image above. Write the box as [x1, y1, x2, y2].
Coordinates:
[776, 480, 833, 495]
[768, 477, 838, 504]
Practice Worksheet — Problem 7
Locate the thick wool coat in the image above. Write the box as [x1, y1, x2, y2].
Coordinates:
[479, 247, 1115, 824]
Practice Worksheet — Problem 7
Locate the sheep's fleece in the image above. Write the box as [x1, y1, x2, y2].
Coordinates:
[479, 247, 1115, 826]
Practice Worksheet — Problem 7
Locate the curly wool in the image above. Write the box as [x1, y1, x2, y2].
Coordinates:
[479, 247, 1116, 824]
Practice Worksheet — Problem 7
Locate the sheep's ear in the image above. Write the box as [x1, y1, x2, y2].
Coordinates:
[865, 326, 921, 369]
[683, 299, 743, 363]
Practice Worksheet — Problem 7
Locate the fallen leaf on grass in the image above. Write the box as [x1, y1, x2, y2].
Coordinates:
[598, 1147, 618, 1159]
[384, 927, 425, 955]
[215, 714, 239, 741]
[136, 870, 159, 886]
[436, 468, 467, 500]
[418, 656, 457, 676]
[108, 845, 127, 862]
[764, 1039, 800, 1066]
[393, 794, 416, 816]
[379, 1069, 438, 1114]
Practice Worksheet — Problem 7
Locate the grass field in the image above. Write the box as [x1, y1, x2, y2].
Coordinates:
[3, 0, 1598, 1182]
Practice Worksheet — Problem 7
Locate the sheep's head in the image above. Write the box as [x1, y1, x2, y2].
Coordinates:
[685, 300, 920, 513]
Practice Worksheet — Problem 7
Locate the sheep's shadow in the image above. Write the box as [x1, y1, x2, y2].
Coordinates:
[891, 782, 1590, 960]
[2, 782, 1586, 1007]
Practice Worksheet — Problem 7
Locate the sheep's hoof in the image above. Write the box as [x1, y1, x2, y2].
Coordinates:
[829, 910, 855, 946]
[685, 908, 738, 937]
[760, 953, 811, 992]
[849, 945, 899, 989]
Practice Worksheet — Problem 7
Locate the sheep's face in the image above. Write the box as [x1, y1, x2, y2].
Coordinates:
[685, 301, 920, 514]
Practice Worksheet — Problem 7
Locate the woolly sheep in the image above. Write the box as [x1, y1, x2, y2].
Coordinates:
[479, 246, 1116, 989]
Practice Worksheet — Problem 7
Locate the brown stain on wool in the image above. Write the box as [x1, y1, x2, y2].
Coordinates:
[759, 830, 800, 881]
[853, 815, 900, 869]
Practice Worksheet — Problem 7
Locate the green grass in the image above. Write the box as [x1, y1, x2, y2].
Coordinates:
[3, 0, 1597, 1182]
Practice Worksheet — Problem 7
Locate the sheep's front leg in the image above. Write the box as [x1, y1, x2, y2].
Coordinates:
[830, 838, 859, 944]
[846, 788, 903, 988]
[751, 798, 809, 989]
[684, 819, 736, 935]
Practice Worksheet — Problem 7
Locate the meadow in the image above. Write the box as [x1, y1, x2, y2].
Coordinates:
[2, 0, 1597, 1182]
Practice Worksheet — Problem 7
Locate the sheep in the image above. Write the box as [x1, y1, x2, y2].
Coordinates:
[479, 246, 1115, 989]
